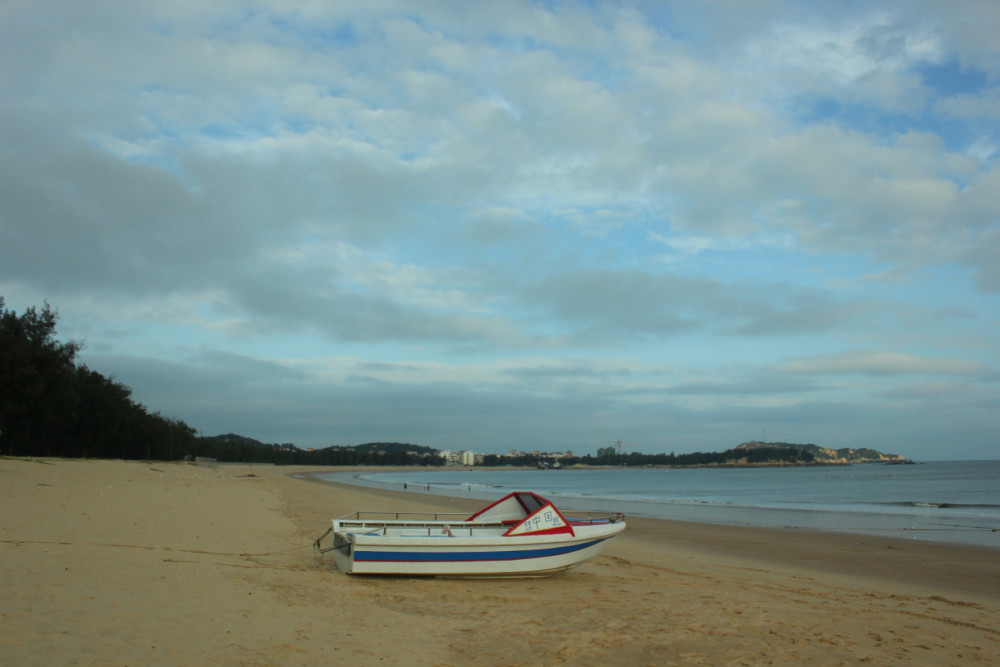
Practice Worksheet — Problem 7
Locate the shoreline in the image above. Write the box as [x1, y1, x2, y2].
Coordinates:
[3, 457, 998, 665]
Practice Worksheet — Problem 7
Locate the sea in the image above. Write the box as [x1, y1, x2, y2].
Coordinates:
[316, 460, 1000, 548]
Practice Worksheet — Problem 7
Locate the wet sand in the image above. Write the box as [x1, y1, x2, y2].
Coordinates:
[2, 457, 998, 665]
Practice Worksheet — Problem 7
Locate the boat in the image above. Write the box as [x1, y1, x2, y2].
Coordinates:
[313, 491, 626, 577]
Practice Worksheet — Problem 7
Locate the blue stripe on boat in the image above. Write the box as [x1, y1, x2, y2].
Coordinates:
[354, 538, 606, 563]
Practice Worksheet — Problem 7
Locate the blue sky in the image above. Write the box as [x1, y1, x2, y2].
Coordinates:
[2, 1, 998, 460]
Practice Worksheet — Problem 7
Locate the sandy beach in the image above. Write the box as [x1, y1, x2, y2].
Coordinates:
[2, 458, 998, 666]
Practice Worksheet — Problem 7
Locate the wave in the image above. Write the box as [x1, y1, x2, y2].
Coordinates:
[879, 502, 1000, 510]
[550, 493, 739, 507]
[554, 495, 1000, 518]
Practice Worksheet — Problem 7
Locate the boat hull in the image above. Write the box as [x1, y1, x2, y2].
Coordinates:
[331, 523, 625, 577]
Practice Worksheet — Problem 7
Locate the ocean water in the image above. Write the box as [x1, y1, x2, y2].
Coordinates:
[316, 460, 1000, 548]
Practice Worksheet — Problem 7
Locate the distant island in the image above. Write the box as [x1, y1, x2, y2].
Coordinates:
[733, 441, 912, 465]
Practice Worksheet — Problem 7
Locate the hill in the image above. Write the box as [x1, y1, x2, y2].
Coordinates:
[351, 442, 439, 456]
[193, 435, 444, 466]
[735, 441, 907, 463]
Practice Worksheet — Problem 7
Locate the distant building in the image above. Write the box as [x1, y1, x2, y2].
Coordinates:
[439, 449, 466, 465]
[461, 450, 476, 466]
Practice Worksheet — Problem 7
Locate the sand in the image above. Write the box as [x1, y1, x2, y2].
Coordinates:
[1, 458, 998, 666]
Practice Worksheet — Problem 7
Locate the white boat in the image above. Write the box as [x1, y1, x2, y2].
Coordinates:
[314, 491, 626, 577]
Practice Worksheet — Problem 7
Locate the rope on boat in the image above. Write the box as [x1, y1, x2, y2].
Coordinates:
[312, 528, 354, 555]
[313, 527, 333, 554]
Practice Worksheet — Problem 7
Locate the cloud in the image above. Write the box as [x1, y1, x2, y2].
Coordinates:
[524, 268, 875, 341]
[740, 10, 946, 111]
[776, 350, 988, 376]
[2, 0, 999, 459]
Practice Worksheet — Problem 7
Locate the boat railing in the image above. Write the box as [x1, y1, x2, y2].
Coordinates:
[566, 511, 625, 525]
[336, 510, 624, 524]
[333, 511, 625, 536]
[316, 511, 626, 549]
[334, 519, 508, 538]
[337, 510, 472, 522]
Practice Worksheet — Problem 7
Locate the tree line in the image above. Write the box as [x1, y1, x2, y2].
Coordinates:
[0, 298, 198, 460]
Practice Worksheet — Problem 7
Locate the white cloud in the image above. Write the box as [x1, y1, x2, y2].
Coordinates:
[935, 88, 1000, 123]
[742, 12, 944, 111]
[777, 350, 987, 376]
[646, 230, 794, 263]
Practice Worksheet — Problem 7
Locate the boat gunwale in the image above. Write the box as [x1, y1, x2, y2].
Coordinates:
[335, 509, 623, 525]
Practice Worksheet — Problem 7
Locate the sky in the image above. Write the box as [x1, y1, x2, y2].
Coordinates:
[1, 1, 998, 461]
